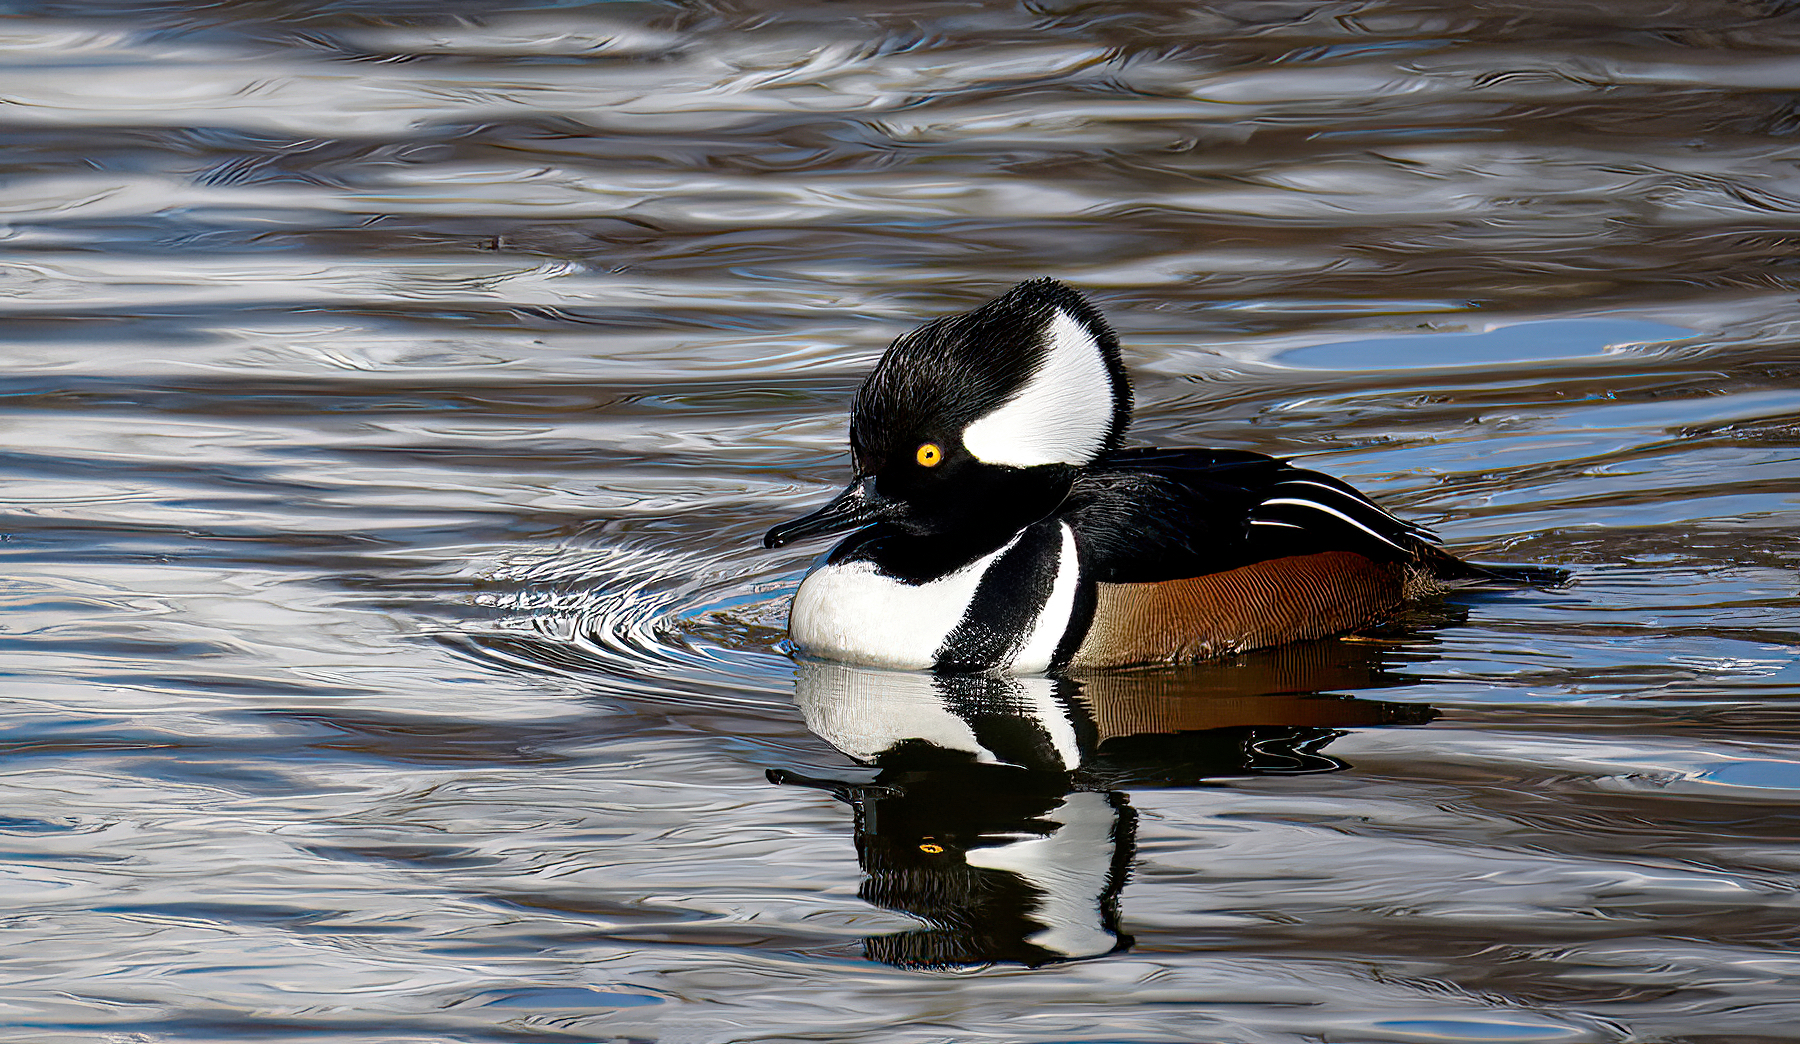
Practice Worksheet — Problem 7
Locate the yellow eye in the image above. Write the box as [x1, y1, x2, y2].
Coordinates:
[918, 843, 945, 854]
[915, 443, 943, 467]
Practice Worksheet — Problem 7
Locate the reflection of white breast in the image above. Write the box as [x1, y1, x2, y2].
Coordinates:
[788, 523, 1079, 672]
[795, 665, 981, 762]
[794, 662, 1083, 770]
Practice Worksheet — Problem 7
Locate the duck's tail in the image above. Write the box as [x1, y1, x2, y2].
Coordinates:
[1462, 561, 1571, 586]
[1415, 542, 1571, 588]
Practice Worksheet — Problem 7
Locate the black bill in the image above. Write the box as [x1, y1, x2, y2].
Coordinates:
[764, 477, 899, 548]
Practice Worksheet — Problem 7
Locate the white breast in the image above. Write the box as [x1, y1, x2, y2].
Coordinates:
[790, 532, 1021, 671]
[789, 524, 1080, 672]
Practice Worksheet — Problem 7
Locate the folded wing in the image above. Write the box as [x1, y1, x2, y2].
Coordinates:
[1061, 447, 1438, 584]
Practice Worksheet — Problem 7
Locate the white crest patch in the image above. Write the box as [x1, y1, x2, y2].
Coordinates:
[961, 309, 1116, 468]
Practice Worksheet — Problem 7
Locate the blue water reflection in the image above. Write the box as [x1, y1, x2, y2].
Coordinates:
[1277, 319, 1692, 370]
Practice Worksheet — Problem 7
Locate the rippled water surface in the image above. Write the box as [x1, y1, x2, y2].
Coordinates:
[4, 2, 1800, 1041]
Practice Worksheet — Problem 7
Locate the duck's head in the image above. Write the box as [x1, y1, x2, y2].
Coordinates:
[765, 279, 1132, 549]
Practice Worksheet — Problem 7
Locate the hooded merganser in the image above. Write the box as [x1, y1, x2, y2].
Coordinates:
[764, 279, 1552, 672]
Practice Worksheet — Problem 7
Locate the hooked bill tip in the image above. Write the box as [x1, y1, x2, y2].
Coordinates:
[762, 476, 887, 550]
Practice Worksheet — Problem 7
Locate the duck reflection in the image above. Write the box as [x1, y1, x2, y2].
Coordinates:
[770, 639, 1436, 969]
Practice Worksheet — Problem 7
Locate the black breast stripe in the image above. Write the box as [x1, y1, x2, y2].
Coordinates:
[1050, 572, 1097, 671]
[935, 520, 1063, 671]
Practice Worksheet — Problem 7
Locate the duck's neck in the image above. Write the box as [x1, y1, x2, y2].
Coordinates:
[829, 520, 1036, 585]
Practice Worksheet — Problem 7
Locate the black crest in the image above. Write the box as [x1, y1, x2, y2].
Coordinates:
[850, 280, 1132, 469]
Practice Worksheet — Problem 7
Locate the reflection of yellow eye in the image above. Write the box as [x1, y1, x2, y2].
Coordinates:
[918, 843, 945, 854]
[916, 443, 943, 467]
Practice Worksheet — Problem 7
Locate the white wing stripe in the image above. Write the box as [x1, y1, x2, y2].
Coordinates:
[1269, 478, 1405, 523]
[1248, 519, 1305, 529]
[1256, 497, 1412, 553]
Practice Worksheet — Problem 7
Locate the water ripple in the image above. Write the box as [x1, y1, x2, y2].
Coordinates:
[2, 1, 1799, 1041]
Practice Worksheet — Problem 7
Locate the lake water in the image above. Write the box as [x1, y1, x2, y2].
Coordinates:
[3, 2, 1800, 1042]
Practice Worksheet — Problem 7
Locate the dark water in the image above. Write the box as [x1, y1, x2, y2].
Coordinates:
[4, 2, 1800, 1041]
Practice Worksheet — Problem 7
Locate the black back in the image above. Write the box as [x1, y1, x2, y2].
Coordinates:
[1059, 447, 1439, 583]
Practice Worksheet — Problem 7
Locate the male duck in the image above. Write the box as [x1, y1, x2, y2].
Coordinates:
[765, 279, 1546, 672]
